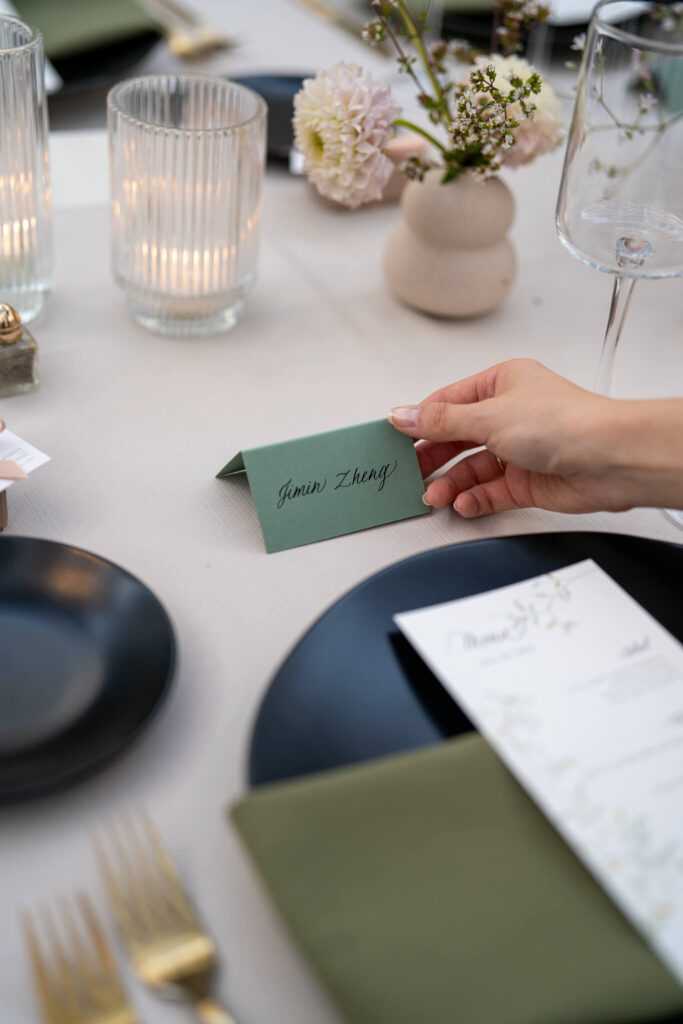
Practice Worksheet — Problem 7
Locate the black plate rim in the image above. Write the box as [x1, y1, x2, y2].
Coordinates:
[248, 530, 682, 784]
[0, 535, 176, 803]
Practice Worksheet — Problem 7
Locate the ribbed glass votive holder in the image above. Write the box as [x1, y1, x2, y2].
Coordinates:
[0, 16, 53, 323]
[108, 75, 267, 336]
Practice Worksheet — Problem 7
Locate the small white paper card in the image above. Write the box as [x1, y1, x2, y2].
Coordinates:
[395, 559, 683, 985]
[0, 429, 49, 493]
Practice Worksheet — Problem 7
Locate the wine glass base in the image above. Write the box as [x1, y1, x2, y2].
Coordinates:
[663, 509, 683, 529]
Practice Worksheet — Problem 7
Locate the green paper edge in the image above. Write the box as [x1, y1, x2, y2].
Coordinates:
[217, 452, 245, 477]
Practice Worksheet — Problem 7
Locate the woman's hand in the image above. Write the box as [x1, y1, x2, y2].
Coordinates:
[388, 359, 683, 517]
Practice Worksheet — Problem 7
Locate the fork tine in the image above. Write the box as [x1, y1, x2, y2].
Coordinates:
[77, 891, 132, 1009]
[21, 911, 62, 1024]
[138, 813, 200, 928]
[77, 891, 115, 975]
[94, 830, 145, 948]
[125, 813, 175, 914]
[60, 898, 99, 1014]
[112, 815, 175, 937]
[42, 907, 81, 1021]
[62, 896, 120, 1017]
[23, 897, 138, 1024]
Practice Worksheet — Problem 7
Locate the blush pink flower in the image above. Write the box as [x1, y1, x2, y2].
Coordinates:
[293, 63, 401, 208]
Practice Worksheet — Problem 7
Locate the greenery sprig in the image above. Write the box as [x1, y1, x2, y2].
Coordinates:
[447, 64, 542, 178]
[363, 0, 546, 179]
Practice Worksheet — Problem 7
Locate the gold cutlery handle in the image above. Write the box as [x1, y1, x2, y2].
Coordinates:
[196, 997, 238, 1024]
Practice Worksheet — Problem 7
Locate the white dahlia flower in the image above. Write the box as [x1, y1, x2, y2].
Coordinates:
[293, 63, 401, 208]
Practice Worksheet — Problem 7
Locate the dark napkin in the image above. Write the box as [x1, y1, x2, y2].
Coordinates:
[13, 0, 161, 86]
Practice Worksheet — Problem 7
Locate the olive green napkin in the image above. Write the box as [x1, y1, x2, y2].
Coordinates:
[12, 0, 159, 60]
[232, 734, 683, 1024]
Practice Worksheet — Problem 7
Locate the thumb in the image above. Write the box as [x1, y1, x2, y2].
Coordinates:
[389, 400, 486, 443]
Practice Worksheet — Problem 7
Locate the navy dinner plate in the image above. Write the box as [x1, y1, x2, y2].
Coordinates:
[0, 537, 174, 801]
[249, 531, 683, 785]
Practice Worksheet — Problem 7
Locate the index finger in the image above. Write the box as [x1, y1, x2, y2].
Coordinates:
[416, 439, 481, 478]
[419, 363, 504, 408]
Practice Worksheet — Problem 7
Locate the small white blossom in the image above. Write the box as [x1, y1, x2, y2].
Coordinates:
[630, 50, 652, 81]
[462, 54, 562, 168]
[293, 63, 400, 208]
[362, 20, 384, 45]
[571, 32, 586, 51]
[638, 92, 658, 112]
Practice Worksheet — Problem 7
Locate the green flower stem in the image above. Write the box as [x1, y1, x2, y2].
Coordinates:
[369, 1, 427, 99]
[395, 0, 452, 128]
[588, 111, 683, 135]
[393, 117, 449, 153]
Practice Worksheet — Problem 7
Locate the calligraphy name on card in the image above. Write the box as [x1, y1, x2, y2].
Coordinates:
[217, 419, 428, 553]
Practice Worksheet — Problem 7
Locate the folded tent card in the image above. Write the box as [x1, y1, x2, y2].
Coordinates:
[217, 419, 428, 553]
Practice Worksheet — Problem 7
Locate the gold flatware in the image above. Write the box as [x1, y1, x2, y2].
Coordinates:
[141, 0, 233, 59]
[96, 815, 236, 1024]
[22, 893, 138, 1024]
[167, 25, 231, 60]
[286, 0, 392, 56]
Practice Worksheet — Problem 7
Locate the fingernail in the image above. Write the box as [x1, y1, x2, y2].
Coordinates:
[422, 492, 432, 506]
[388, 405, 420, 428]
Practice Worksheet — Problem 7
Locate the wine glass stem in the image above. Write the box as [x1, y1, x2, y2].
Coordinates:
[595, 275, 637, 395]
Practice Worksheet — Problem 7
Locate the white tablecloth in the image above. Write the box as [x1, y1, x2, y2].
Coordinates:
[2, 3, 682, 1022]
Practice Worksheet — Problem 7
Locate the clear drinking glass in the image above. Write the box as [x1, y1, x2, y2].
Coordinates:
[0, 16, 53, 323]
[108, 75, 267, 336]
[556, 0, 683, 524]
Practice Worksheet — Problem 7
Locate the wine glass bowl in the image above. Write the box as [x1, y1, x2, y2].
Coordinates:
[556, 0, 683, 524]
[557, 0, 683, 284]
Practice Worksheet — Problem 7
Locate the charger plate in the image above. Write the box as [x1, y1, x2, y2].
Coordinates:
[249, 531, 683, 785]
[0, 536, 175, 801]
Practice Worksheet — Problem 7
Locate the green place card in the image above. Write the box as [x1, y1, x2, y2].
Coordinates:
[217, 419, 428, 553]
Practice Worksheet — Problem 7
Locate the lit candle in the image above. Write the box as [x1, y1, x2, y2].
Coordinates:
[108, 75, 266, 335]
[0, 16, 53, 322]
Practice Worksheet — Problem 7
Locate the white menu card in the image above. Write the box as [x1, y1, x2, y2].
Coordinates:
[395, 559, 683, 985]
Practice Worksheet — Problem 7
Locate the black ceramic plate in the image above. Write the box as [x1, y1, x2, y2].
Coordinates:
[232, 75, 308, 162]
[0, 536, 175, 801]
[250, 531, 683, 786]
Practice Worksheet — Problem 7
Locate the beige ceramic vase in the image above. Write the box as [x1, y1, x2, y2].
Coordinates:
[384, 169, 516, 317]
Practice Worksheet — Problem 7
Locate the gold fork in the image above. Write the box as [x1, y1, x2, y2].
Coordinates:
[140, 0, 232, 59]
[96, 815, 236, 1024]
[22, 892, 138, 1024]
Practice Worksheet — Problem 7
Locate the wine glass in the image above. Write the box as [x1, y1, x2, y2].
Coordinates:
[555, 0, 683, 524]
